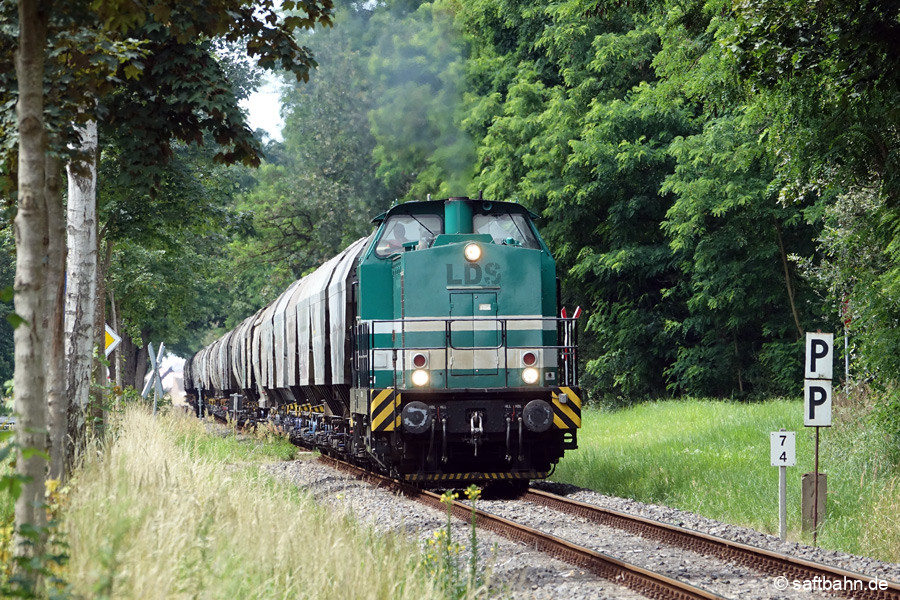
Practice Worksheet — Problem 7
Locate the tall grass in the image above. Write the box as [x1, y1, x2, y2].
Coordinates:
[553, 397, 900, 562]
[62, 409, 440, 600]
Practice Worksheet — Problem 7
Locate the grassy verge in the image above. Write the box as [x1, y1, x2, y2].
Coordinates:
[553, 396, 900, 562]
[61, 409, 441, 600]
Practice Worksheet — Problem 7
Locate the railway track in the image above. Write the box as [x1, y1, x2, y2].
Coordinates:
[519, 488, 900, 600]
[314, 454, 900, 600]
[216, 416, 897, 598]
[317, 455, 722, 600]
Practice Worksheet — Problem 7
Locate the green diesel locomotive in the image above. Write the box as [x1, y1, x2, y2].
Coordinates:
[184, 196, 581, 486]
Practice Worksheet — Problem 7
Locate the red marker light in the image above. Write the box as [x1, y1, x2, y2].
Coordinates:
[522, 352, 537, 366]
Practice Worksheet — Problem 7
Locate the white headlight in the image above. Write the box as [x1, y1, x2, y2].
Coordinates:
[412, 369, 430, 386]
[464, 243, 482, 262]
[522, 367, 539, 384]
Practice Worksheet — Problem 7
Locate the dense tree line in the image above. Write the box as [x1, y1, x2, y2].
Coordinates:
[218, 0, 900, 409]
[3, 0, 898, 455]
[4, 0, 899, 405]
[225, 0, 816, 401]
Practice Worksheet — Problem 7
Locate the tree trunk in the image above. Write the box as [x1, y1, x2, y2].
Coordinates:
[43, 149, 67, 482]
[13, 0, 50, 569]
[120, 330, 137, 389]
[774, 220, 803, 340]
[64, 119, 98, 463]
[90, 238, 113, 431]
[120, 329, 149, 391]
[109, 289, 122, 391]
[135, 329, 150, 390]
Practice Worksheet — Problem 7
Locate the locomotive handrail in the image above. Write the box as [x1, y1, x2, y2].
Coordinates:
[356, 316, 579, 388]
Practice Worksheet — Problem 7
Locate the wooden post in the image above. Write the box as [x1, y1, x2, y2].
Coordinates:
[801, 471, 827, 534]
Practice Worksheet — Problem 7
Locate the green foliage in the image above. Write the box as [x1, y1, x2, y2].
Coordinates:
[0, 429, 71, 599]
[661, 113, 822, 395]
[103, 142, 252, 356]
[872, 388, 900, 452]
[219, 4, 402, 325]
[368, 1, 475, 198]
[723, 1, 900, 393]
[728, 0, 900, 203]
[453, 0, 837, 399]
[461, 1, 693, 398]
[175, 421, 297, 464]
[795, 189, 895, 379]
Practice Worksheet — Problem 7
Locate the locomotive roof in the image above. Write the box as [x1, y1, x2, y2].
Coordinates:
[372, 197, 539, 224]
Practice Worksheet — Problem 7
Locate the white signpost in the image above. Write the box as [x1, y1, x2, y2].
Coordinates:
[804, 332, 833, 545]
[771, 430, 796, 540]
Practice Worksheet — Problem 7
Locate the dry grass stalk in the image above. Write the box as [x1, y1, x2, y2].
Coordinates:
[63, 409, 439, 600]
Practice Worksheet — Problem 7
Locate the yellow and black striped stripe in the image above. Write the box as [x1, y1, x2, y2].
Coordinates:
[281, 402, 325, 416]
[404, 471, 549, 482]
[370, 388, 401, 432]
[551, 386, 582, 429]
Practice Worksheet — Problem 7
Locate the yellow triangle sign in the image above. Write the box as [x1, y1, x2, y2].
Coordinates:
[105, 324, 122, 356]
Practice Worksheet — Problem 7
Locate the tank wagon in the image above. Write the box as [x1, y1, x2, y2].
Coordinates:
[184, 196, 582, 486]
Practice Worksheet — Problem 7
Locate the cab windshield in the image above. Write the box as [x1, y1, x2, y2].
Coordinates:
[374, 214, 443, 257]
[473, 211, 540, 249]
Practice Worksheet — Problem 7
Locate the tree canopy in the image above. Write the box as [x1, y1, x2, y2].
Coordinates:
[8, 0, 900, 404]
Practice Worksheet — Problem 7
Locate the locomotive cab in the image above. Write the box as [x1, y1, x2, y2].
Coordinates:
[352, 197, 581, 485]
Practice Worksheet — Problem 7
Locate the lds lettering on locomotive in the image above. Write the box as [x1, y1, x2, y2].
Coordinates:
[446, 262, 501, 285]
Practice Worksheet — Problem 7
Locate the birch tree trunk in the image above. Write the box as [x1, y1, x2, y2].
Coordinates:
[44, 150, 67, 482]
[13, 0, 49, 567]
[64, 119, 98, 462]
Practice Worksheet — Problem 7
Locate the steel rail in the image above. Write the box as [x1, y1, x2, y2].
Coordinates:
[317, 456, 722, 600]
[524, 488, 900, 600]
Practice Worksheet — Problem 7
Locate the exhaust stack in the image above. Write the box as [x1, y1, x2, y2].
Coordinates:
[444, 197, 473, 235]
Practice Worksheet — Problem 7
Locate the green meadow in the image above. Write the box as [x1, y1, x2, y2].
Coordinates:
[553, 397, 900, 562]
